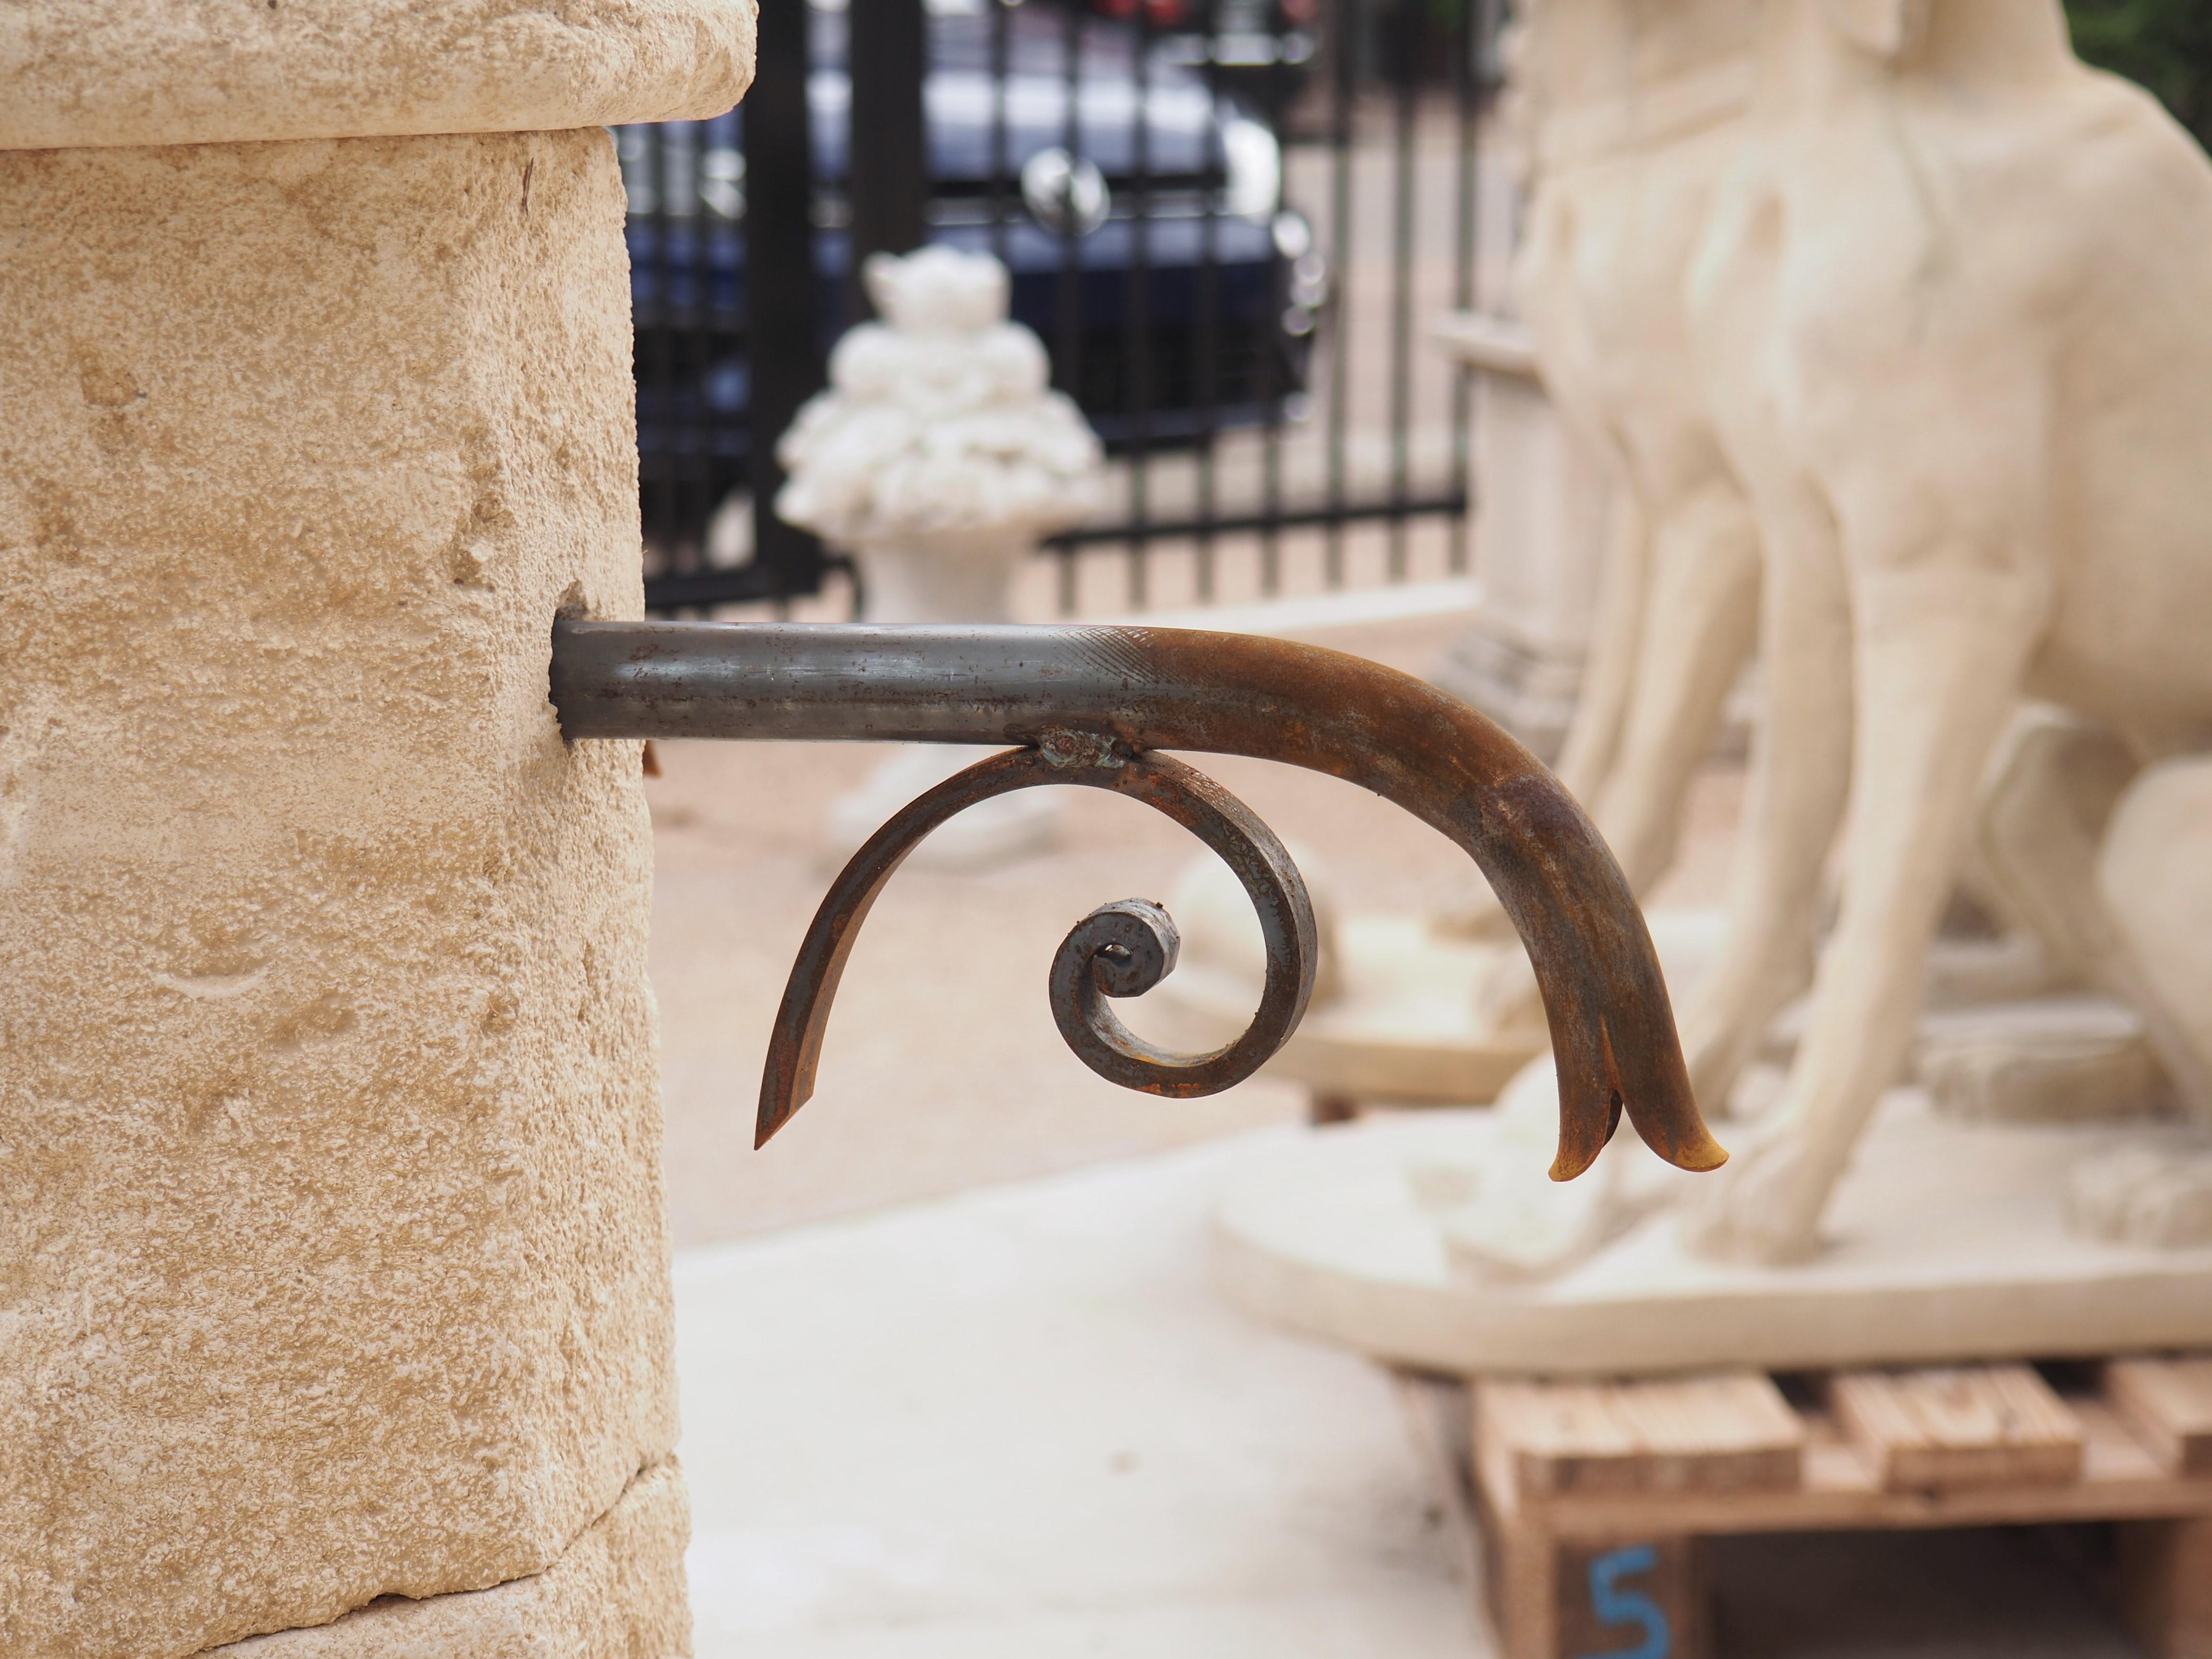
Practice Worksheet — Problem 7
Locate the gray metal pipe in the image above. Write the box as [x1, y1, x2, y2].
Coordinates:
[552, 617, 1286, 746]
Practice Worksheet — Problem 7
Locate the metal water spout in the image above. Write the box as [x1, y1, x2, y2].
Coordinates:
[550, 618, 1726, 1182]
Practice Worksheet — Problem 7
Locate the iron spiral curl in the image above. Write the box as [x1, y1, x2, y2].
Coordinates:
[754, 742, 1318, 1147]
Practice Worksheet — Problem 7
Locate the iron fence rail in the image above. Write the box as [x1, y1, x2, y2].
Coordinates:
[626, 0, 1502, 616]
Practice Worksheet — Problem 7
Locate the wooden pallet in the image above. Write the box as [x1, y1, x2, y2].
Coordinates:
[1465, 1357, 2212, 1659]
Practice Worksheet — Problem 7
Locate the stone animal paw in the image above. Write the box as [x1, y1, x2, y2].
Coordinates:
[2067, 1145, 2212, 1249]
[1678, 1136, 1824, 1266]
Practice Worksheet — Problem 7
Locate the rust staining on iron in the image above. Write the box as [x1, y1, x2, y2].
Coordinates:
[1037, 727, 1126, 770]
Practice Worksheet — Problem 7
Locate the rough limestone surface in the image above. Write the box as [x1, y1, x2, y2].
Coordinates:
[0, 0, 755, 151]
[0, 131, 678, 1658]
[204, 1459, 693, 1659]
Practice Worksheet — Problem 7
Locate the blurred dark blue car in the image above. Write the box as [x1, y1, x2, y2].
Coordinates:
[618, 0, 1326, 545]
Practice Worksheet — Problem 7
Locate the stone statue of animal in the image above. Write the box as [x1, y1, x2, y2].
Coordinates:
[1678, 0, 2212, 1261]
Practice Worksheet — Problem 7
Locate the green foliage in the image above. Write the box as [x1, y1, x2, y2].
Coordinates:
[2068, 0, 2212, 151]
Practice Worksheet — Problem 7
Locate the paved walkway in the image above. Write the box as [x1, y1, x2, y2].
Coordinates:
[674, 1134, 1485, 1658]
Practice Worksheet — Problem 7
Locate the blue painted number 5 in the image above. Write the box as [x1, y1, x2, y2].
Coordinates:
[1575, 1542, 1670, 1659]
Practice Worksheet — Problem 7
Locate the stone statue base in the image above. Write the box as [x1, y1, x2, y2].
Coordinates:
[1213, 1093, 2212, 1377]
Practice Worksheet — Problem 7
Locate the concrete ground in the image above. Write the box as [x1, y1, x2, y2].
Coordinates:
[672, 1136, 2143, 1659]
[674, 1136, 1484, 1658]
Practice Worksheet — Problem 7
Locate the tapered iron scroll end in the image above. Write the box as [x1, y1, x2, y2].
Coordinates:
[1649, 1117, 1730, 1173]
[757, 984, 830, 1147]
[1547, 1087, 1621, 1183]
[1546, 1145, 1605, 1185]
[1548, 1021, 1726, 1181]
[1546, 1090, 1728, 1181]
[1619, 1045, 1729, 1174]
[755, 1082, 808, 1150]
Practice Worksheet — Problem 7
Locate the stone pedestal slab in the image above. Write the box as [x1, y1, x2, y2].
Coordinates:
[0, 0, 754, 150]
[1214, 1096, 2212, 1378]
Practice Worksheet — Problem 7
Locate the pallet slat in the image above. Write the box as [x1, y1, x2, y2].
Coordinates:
[2108, 1358, 2212, 1477]
[1474, 1372, 1803, 1498]
[1827, 1365, 2083, 1491]
[1609, 1375, 1807, 1494]
[1477, 1380, 1642, 1496]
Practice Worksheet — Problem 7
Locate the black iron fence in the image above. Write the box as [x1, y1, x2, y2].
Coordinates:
[625, 0, 1505, 616]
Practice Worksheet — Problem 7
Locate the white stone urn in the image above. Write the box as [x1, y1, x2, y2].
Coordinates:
[776, 245, 1104, 867]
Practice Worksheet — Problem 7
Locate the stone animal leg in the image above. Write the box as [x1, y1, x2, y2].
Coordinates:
[1470, 478, 1759, 1035]
[1441, 489, 1649, 946]
[1677, 480, 1854, 1116]
[2067, 757, 2212, 1250]
[1554, 488, 1650, 808]
[2099, 757, 2212, 1121]
[1587, 474, 1762, 894]
[1685, 564, 2045, 1263]
[1977, 704, 2140, 985]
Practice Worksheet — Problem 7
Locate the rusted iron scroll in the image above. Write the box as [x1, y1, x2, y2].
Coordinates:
[550, 618, 1726, 1180]
[756, 745, 1318, 1148]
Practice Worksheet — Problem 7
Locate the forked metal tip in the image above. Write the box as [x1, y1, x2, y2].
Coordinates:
[1547, 1086, 1728, 1183]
